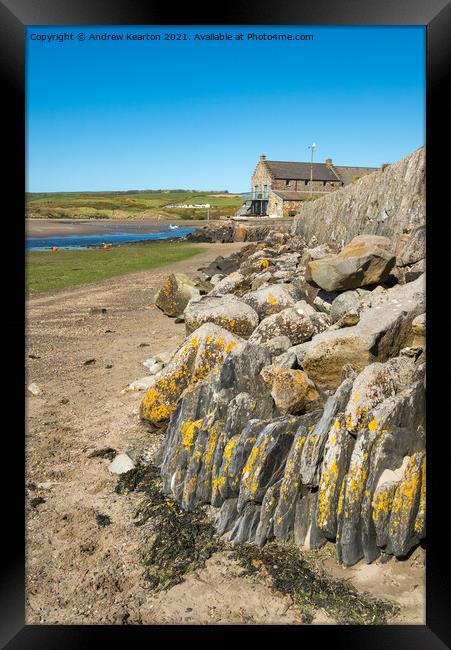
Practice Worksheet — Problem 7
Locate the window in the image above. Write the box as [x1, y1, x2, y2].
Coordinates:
[304, 180, 309, 186]
[285, 179, 291, 186]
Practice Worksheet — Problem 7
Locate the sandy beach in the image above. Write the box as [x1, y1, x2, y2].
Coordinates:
[25, 243, 425, 625]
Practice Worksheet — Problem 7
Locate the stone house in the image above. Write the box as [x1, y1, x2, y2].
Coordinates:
[247, 154, 379, 217]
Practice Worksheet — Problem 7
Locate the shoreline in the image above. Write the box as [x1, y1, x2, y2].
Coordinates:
[25, 217, 210, 238]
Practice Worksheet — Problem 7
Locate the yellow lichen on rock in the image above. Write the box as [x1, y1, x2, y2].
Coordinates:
[180, 418, 204, 452]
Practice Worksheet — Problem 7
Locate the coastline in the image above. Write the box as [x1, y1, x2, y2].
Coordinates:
[25, 217, 210, 238]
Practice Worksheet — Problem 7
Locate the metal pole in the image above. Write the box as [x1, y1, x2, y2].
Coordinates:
[309, 143, 316, 197]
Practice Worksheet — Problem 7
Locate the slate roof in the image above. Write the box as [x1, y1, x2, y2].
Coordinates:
[271, 190, 314, 201]
[265, 160, 340, 182]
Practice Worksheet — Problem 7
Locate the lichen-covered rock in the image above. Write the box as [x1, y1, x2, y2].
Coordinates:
[216, 340, 273, 397]
[140, 323, 242, 425]
[154, 272, 201, 317]
[249, 305, 315, 346]
[272, 410, 322, 541]
[184, 295, 259, 338]
[293, 490, 327, 549]
[238, 416, 301, 511]
[260, 366, 321, 414]
[263, 335, 292, 356]
[316, 420, 354, 539]
[299, 274, 425, 389]
[387, 451, 424, 556]
[305, 235, 396, 292]
[330, 289, 369, 323]
[300, 377, 354, 487]
[207, 271, 250, 297]
[213, 418, 273, 503]
[160, 377, 220, 501]
[241, 284, 295, 319]
[255, 481, 282, 546]
[250, 270, 273, 290]
[336, 428, 376, 566]
[344, 356, 418, 430]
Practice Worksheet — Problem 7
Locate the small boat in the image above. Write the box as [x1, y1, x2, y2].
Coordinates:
[169, 224, 179, 230]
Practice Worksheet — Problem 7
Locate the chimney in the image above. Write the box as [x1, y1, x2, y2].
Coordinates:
[325, 158, 333, 166]
[259, 154, 266, 162]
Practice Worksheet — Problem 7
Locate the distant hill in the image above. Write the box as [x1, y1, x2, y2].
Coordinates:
[25, 190, 243, 221]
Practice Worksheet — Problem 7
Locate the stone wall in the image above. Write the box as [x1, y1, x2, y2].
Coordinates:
[291, 147, 425, 257]
[251, 161, 272, 193]
[251, 160, 341, 194]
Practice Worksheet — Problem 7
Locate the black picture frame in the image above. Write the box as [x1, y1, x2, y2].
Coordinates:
[3, 1, 449, 647]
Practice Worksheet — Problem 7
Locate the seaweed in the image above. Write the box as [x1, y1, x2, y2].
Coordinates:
[116, 464, 223, 590]
[232, 541, 400, 625]
[30, 496, 46, 509]
[96, 513, 112, 527]
[88, 447, 116, 461]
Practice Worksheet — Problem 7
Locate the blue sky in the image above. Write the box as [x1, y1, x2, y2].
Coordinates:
[26, 26, 425, 193]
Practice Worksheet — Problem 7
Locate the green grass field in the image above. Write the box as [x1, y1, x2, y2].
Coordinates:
[26, 241, 203, 294]
[26, 190, 244, 221]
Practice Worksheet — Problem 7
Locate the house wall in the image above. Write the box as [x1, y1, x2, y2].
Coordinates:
[267, 192, 305, 218]
[271, 178, 342, 192]
[251, 160, 343, 193]
[282, 200, 304, 217]
[251, 161, 273, 193]
[267, 192, 283, 216]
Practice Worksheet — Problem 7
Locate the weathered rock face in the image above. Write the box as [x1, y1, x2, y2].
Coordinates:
[248, 305, 315, 346]
[152, 345, 425, 564]
[330, 289, 370, 323]
[207, 271, 250, 297]
[295, 274, 425, 389]
[142, 148, 425, 569]
[305, 235, 396, 292]
[184, 295, 259, 338]
[187, 221, 289, 244]
[241, 284, 296, 319]
[154, 273, 201, 317]
[260, 366, 321, 414]
[292, 147, 425, 255]
[140, 323, 242, 426]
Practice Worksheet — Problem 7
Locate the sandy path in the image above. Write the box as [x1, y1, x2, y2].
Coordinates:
[25, 242, 424, 625]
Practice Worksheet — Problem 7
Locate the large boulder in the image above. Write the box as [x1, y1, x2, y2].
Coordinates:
[154, 273, 201, 317]
[260, 366, 321, 414]
[305, 235, 396, 292]
[241, 284, 296, 319]
[330, 289, 370, 323]
[207, 271, 250, 297]
[295, 274, 425, 389]
[249, 304, 315, 346]
[140, 323, 242, 426]
[184, 294, 259, 338]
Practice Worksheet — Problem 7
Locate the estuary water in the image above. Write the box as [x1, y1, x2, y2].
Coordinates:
[26, 226, 196, 251]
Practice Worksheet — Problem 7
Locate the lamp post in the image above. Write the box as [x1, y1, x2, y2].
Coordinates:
[308, 142, 316, 197]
